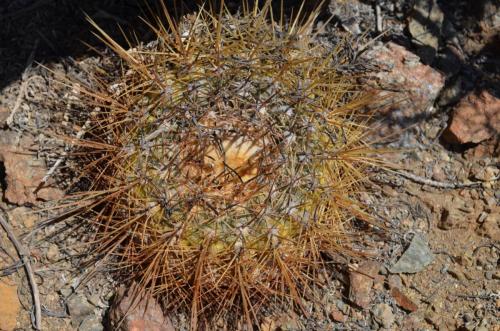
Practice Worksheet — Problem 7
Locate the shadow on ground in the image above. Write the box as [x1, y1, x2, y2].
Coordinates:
[0, 0, 327, 91]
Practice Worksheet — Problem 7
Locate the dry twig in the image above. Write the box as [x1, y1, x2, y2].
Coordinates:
[395, 170, 486, 189]
[375, 3, 383, 32]
[0, 212, 42, 330]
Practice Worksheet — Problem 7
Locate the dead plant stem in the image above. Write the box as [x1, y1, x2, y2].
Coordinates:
[0, 212, 42, 330]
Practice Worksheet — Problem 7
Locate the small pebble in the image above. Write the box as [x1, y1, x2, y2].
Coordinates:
[371, 303, 394, 329]
[432, 163, 447, 181]
[46, 244, 60, 262]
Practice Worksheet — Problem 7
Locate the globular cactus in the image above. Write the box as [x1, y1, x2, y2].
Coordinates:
[63, 1, 381, 328]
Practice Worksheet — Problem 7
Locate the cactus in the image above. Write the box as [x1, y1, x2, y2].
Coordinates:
[65, 1, 382, 328]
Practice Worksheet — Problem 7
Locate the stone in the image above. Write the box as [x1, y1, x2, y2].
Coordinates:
[330, 306, 347, 323]
[471, 166, 499, 182]
[431, 163, 447, 182]
[389, 233, 434, 274]
[46, 244, 60, 262]
[408, 0, 444, 62]
[476, 212, 500, 241]
[371, 303, 394, 329]
[79, 316, 104, 331]
[0, 280, 21, 331]
[444, 91, 500, 144]
[387, 275, 402, 289]
[0, 131, 64, 205]
[348, 260, 380, 309]
[382, 185, 398, 197]
[108, 283, 174, 331]
[390, 287, 418, 312]
[67, 294, 95, 326]
[361, 42, 445, 135]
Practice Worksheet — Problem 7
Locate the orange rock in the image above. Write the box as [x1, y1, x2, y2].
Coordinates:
[390, 287, 418, 312]
[0, 280, 21, 331]
[330, 307, 347, 323]
[0, 131, 63, 205]
[444, 90, 500, 144]
[348, 261, 380, 309]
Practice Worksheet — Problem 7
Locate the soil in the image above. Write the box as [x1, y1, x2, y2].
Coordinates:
[0, 1, 498, 330]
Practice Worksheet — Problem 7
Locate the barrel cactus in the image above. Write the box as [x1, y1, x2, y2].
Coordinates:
[63, 1, 381, 328]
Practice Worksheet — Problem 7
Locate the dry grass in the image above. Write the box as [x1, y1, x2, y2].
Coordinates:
[54, 1, 384, 329]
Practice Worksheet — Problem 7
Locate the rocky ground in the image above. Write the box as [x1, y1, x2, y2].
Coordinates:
[0, 0, 498, 330]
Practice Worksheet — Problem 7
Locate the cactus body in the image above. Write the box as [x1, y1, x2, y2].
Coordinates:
[69, 1, 381, 328]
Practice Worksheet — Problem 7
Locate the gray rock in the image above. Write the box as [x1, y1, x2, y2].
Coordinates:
[79, 316, 104, 331]
[67, 294, 95, 326]
[389, 234, 434, 273]
[371, 303, 395, 329]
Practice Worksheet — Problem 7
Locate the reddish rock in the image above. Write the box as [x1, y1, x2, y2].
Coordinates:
[390, 287, 418, 313]
[330, 307, 347, 323]
[109, 283, 174, 331]
[444, 90, 500, 144]
[361, 42, 445, 134]
[0, 131, 63, 205]
[348, 261, 380, 309]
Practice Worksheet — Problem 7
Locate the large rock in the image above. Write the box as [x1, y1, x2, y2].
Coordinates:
[443, 90, 500, 144]
[0, 131, 63, 205]
[362, 42, 445, 134]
